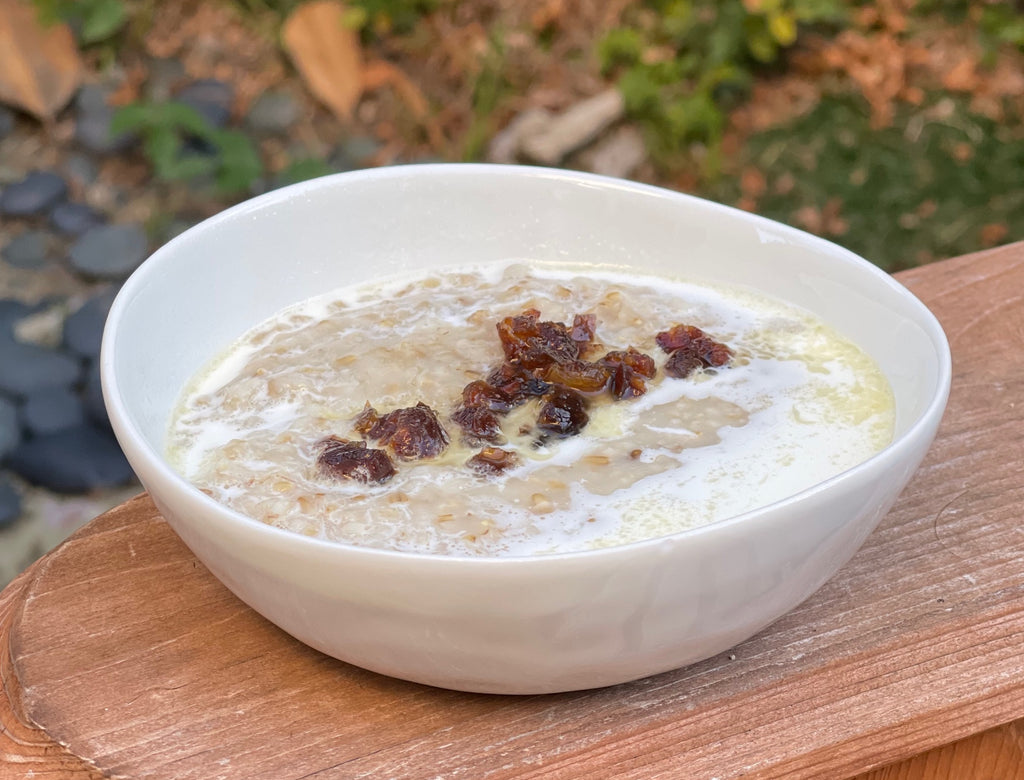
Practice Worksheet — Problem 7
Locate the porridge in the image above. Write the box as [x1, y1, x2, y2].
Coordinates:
[167, 261, 895, 556]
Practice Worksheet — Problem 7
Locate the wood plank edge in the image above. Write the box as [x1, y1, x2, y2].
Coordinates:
[0, 540, 110, 777]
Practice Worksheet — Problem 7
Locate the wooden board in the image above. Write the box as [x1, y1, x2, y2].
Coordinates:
[2, 242, 1023, 779]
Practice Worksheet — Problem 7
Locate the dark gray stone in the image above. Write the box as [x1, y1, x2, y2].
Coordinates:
[0, 473, 20, 530]
[81, 359, 109, 430]
[0, 171, 68, 217]
[2, 230, 51, 269]
[330, 136, 382, 171]
[0, 106, 14, 139]
[175, 79, 234, 128]
[0, 299, 34, 333]
[68, 224, 147, 279]
[145, 58, 186, 103]
[75, 84, 110, 114]
[75, 85, 134, 154]
[65, 153, 99, 188]
[341, 136, 383, 162]
[0, 394, 20, 459]
[50, 202, 105, 236]
[0, 337, 81, 397]
[63, 287, 117, 359]
[6, 424, 135, 493]
[247, 90, 300, 133]
[18, 386, 86, 436]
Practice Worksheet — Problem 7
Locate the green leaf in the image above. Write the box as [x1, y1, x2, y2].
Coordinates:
[165, 154, 217, 182]
[768, 11, 797, 47]
[80, 0, 127, 43]
[278, 157, 333, 186]
[597, 28, 644, 72]
[211, 130, 263, 194]
[110, 103, 153, 135]
[143, 127, 181, 178]
[158, 102, 215, 137]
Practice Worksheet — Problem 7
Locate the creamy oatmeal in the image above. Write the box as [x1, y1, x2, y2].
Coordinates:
[167, 261, 895, 556]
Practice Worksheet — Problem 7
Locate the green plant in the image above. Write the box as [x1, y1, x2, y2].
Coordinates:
[980, 1, 1024, 51]
[33, 0, 128, 44]
[601, 0, 846, 164]
[111, 102, 263, 195]
[345, 0, 440, 35]
[462, 33, 509, 161]
[708, 94, 1024, 271]
[232, 0, 440, 36]
[277, 156, 333, 186]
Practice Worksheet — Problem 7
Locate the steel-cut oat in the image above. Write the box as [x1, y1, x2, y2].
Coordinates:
[167, 261, 895, 556]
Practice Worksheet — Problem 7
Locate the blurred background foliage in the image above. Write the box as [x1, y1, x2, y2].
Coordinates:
[30, 0, 1024, 271]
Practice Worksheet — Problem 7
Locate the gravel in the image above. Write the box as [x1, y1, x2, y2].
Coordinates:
[2, 230, 52, 269]
[0, 474, 19, 530]
[330, 136, 382, 170]
[63, 287, 117, 359]
[247, 89, 301, 133]
[18, 387, 86, 436]
[0, 299, 35, 331]
[0, 395, 20, 459]
[0, 171, 68, 217]
[50, 202, 106, 236]
[65, 153, 99, 188]
[0, 337, 81, 398]
[175, 79, 234, 128]
[68, 224, 148, 279]
[5, 424, 136, 494]
[80, 360, 109, 430]
[75, 85, 134, 154]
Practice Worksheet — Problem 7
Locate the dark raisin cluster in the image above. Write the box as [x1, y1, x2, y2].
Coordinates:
[316, 308, 733, 484]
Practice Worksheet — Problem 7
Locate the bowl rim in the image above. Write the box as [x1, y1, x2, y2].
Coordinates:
[101, 163, 953, 566]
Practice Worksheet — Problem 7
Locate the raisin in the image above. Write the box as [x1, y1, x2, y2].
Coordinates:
[536, 386, 589, 437]
[608, 362, 648, 399]
[461, 379, 512, 413]
[352, 403, 380, 436]
[363, 402, 450, 460]
[496, 310, 580, 369]
[656, 324, 733, 378]
[656, 324, 707, 353]
[570, 313, 597, 351]
[466, 447, 519, 476]
[542, 359, 611, 393]
[451, 404, 503, 443]
[702, 341, 733, 367]
[316, 437, 395, 484]
[600, 348, 656, 378]
[486, 362, 551, 405]
[664, 350, 705, 379]
[495, 309, 542, 364]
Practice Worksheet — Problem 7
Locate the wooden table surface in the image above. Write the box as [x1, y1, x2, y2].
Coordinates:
[2, 242, 1023, 780]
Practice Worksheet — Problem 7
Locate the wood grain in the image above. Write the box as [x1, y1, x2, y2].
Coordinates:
[855, 721, 1024, 780]
[1, 242, 1023, 779]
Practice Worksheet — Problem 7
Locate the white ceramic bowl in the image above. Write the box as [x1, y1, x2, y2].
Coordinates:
[102, 164, 950, 694]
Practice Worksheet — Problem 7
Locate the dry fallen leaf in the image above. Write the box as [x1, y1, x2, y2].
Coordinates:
[362, 58, 444, 148]
[283, 0, 363, 121]
[361, 59, 428, 119]
[0, 0, 84, 120]
[980, 223, 1008, 248]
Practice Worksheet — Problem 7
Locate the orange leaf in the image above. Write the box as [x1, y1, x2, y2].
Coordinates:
[980, 223, 1008, 248]
[942, 57, 978, 92]
[0, 0, 83, 120]
[283, 0, 363, 121]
